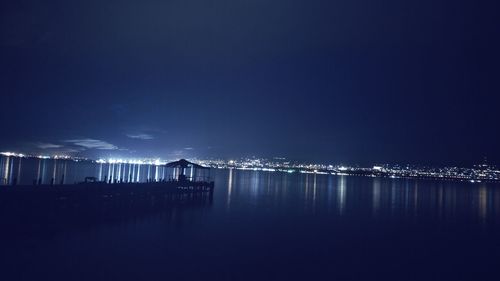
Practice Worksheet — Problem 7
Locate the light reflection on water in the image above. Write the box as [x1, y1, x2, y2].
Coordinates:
[2, 161, 500, 280]
[372, 177, 381, 216]
[2, 155, 500, 224]
[214, 167, 500, 225]
[337, 175, 346, 215]
[227, 168, 233, 209]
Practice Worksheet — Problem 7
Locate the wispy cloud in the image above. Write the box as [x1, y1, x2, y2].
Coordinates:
[37, 143, 63, 149]
[126, 133, 154, 140]
[59, 148, 82, 153]
[172, 150, 185, 157]
[184, 147, 194, 150]
[65, 139, 118, 150]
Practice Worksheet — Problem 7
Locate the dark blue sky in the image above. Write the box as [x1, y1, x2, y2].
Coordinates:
[1, 0, 499, 165]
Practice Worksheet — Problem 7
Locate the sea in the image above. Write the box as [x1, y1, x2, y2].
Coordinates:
[1, 155, 500, 281]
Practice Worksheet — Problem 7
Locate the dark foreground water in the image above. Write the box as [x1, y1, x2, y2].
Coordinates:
[1, 159, 500, 280]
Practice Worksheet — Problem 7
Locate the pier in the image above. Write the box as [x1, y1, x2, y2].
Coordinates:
[0, 179, 215, 238]
[0, 159, 215, 236]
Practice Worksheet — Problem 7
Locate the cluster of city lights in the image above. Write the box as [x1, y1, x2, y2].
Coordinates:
[0, 152, 25, 158]
[95, 158, 166, 165]
[2, 152, 499, 182]
[1, 152, 72, 160]
[196, 157, 500, 183]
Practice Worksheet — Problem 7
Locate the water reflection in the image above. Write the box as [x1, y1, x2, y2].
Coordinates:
[327, 175, 335, 212]
[372, 178, 381, 216]
[16, 157, 22, 184]
[1, 156, 500, 225]
[2, 167, 500, 281]
[312, 174, 317, 210]
[1, 157, 8, 184]
[337, 175, 346, 215]
[413, 181, 418, 216]
[209, 169, 500, 224]
[479, 184, 488, 222]
[250, 171, 260, 200]
[227, 168, 233, 209]
[390, 180, 397, 214]
[304, 174, 309, 203]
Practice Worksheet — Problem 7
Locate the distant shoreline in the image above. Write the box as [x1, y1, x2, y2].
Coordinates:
[1, 153, 499, 184]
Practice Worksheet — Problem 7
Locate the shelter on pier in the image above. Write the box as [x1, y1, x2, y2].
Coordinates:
[165, 159, 210, 182]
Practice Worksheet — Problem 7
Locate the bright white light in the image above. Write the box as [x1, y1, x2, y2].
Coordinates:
[0, 151, 26, 157]
[262, 168, 276, 172]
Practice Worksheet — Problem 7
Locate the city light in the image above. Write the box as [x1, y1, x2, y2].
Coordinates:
[0, 152, 25, 157]
[1, 153, 499, 182]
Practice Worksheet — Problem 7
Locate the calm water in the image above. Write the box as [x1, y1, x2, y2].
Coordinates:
[1, 157, 500, 280]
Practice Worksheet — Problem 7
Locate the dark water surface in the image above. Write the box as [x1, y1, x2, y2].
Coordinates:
[1, 158, 500, 280]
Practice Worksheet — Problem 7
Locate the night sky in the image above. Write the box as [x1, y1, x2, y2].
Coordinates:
[1, 0, 499, 165]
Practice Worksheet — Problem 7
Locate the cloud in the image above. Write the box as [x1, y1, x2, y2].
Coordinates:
[38, 143, 63, 149]
[172, 150, 185, 157]
[126, 133, 154, 140]
[184, 147, 194, 150]
[65, 139, 118, 150]
[59, 148, 82, 153]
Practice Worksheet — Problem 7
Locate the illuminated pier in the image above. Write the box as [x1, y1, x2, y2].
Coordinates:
[0, 159, 214, 206]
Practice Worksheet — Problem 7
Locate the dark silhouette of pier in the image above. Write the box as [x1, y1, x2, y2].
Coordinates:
[0, 180, 214, 239]
[0, 159, 215, 237]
